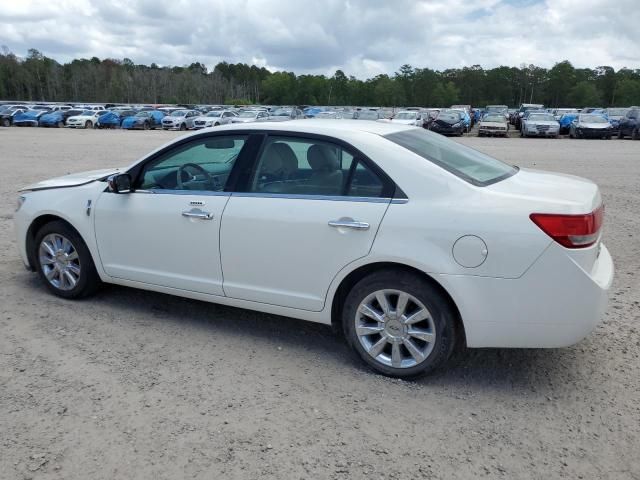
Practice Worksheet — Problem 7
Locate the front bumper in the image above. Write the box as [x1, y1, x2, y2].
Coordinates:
[479, 127, 508, 136]
[525, 128, 559, 137]
[14, 120, 39, 127]
[438, 242, 614, 348]
[430, 125, 463, 135]
[575, 128, 612, 138]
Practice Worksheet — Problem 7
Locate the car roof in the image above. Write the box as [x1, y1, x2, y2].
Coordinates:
[207, 119, 415, 136]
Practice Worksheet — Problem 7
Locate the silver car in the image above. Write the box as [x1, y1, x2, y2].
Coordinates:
[161, 110, 200, 130]
[231, 110, 270, 124]
[192, 110, 238, 129]
[521, 113, 560, 138]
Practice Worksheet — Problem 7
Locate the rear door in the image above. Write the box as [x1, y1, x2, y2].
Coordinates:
[220, 134, 395, 311]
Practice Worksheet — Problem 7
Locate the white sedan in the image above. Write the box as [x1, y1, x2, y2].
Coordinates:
[65, 110, 103, 129]
[13, 121, 614, 377]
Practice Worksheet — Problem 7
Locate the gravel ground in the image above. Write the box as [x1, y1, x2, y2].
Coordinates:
[0, 127, 638, 480]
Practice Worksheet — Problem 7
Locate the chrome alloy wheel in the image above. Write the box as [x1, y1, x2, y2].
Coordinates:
[355, 289, 436, 368]
[38, 233, 81, 291]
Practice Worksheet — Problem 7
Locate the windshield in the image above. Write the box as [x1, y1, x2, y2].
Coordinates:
[529, 114, 556, 122]
[486, 106, 507, 113]
[581, 115, 607, 123]
[483, 114, 505, 122]
[171, 110, 188, 117]
[81, 110, 95, 116]
[271, 108, 292, 116]
[521, 105, 543, 112]
[238, 111, 258, 118]
[437, 112, 460, 121]
[206, 111, 222, 117]
[395, 112, 417, 120]
[385, 129, 517, 186]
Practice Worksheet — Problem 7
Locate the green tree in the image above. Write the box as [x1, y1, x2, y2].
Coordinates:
[568, 81, 602, 107]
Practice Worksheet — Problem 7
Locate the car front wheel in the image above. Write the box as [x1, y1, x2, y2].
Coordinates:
[342, 270, 458, 378]
[34, 221, 101, 299]
[2, 118, 10, 127]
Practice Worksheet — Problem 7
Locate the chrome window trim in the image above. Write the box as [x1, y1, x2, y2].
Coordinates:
[231, 192, 408, 204]
[134, 189, 231, 197]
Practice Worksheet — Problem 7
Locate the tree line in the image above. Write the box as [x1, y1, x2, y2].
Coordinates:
[1, 47, 639, 108]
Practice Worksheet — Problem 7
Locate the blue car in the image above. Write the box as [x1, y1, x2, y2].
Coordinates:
[448, 109, 471, 132]
[559, 113, 579, 134]
[39, 110, 74, 128]
[13, 109, 50, 127]
[97, 111, 122, 128]
[122, 110, 164, 130]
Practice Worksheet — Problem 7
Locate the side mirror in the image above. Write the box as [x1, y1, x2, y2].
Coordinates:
[107, 173, 133, 194]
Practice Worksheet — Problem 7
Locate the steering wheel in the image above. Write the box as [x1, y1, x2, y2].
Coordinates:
[177, 163, 211, 189]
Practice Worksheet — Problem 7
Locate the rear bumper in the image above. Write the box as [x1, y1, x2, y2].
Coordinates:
[439, 242, 614, 348]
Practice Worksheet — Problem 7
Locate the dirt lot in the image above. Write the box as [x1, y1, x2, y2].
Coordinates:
[1, 127, 639, 480]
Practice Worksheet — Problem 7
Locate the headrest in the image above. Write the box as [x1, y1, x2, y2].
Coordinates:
[307, 144, 339, 172]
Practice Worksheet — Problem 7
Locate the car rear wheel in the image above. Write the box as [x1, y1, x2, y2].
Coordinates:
[34, 221, 101, 299]
[143, 121, 150, 130]
[342, 270, 457, 378]
[633, 129, 640, 140]
[180, 123, 186, 131]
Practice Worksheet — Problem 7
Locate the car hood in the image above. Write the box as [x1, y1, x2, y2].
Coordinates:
[68, 115, 94, 121]
[164, 116, 186, 121]
[577, 122, 609, 129]
[39, 112, 64, 121]
[20, 168, 121, 192]
[391, 119, 418, 124]
[479, 121, 506, 127]
[526, 120, 559, 126]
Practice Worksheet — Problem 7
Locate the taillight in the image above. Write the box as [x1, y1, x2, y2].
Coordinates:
[530, 205, 604, 249]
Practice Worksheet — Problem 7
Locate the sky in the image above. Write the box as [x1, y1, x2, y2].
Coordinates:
[0, 0, 638, 78]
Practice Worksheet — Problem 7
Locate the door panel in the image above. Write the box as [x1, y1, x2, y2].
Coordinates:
[220, 196, 389, 311]
[95, 191, 229, 295]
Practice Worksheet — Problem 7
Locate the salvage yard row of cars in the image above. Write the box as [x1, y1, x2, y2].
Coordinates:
[1, 101, 639, 139]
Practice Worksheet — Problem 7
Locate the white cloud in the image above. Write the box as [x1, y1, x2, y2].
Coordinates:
[0, 0, 638, 76]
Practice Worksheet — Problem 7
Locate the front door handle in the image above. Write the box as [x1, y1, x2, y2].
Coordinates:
[182, 209, 214, 220]
[328, 218, 370, 230]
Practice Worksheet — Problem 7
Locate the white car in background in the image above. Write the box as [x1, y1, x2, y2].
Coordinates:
[521, 112, 560, 138]
[65, 110, 103, 129]
[231, 110, 270, 123]
[192, 110, 238, 129]
[14, 120, 613, 378]
[390, 110, 425, 127]
[162, 110, 200, 130]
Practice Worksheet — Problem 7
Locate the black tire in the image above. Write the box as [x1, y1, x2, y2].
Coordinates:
[633, 129, 640, 141]
[179, 123, 186, 131]
[214, 123, 220, 127]
[1, 118, 10, 127]
[85, 121, 92, 129]
[342, 270, 458, 378]
[143, 121, 150, 130]
[618, 130, 624, 139]
[33, 221, 101, 299]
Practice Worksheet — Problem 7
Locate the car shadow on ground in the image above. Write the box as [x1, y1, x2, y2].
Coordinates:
[24, 274, 583, 392]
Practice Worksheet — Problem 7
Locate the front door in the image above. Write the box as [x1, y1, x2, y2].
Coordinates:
[94, 134, 250, 295]
[220, 135, 393, 311]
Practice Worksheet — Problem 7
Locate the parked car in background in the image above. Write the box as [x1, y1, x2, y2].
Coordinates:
[429, 110, 465, 136]
[569, 114, 613, 139]
[604, 108, 630, 135]
[192, 110, 238, 129]
[447, 108, 471, 132]
[390, 111, 425, 127]
[478, 113, 509, 137]
[617, 107, 640, 140]
[13, 108, 51, 127]
[0, 106, 28, 127]
[485, 105, 508, 120]
[231, 110, 270, 124]
[65, 110, 103, 129]
[551, 108, 579, 121]
[521, 112, 560, 138]
[314, 111, 341, 119]
[558, 113, 580, 134]
[14, 121, 613, 378]
[122, 110, 165, 130]
[354, 110, 383, 121]
[97, 109, 138, 128]
[39, 109, 84, 128]
[161, 110, 200, 130]
[514, 103, 544, 130]
[264, 107, 305, 121]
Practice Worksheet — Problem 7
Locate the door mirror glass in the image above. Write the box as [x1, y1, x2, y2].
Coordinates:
[108, 173, 133, 194]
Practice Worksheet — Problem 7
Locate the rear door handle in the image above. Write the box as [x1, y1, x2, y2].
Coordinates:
[182, 209, 214, 220]
[328, 218, 370, 230]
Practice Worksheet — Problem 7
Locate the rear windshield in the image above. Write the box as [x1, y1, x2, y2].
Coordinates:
[384, 128, 517, 186]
